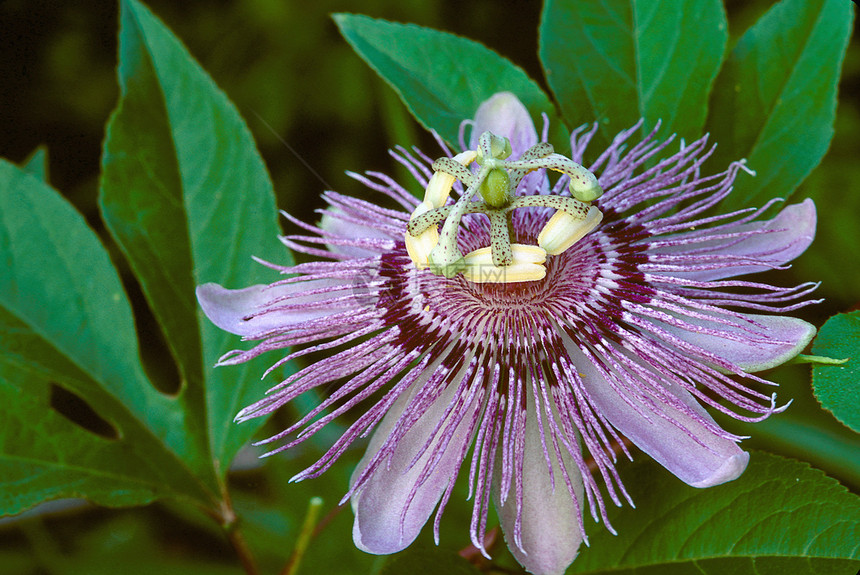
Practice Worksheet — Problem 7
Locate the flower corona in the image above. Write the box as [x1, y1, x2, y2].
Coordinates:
[198, 93, 817, 575]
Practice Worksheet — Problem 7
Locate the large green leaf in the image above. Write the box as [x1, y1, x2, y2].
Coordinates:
[0, 163, 154, 423]
[0, 376, 155, 515]
[334, 14, 567, 148]
[706, 0, 854, 212]
[0, 163, 212, 513]
[569, 453, 860, 574]
[732, 414, 860, 492]
[539, 0, 726, 148]
[102, 0, 286, 475]
[812, 312, 860, 434]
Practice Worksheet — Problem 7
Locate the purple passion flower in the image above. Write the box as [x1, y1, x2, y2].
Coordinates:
[197, 93, 817, 575]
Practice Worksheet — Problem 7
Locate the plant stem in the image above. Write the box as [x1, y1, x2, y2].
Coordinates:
[219, 486, 259, 575]
[280, 496, 324, 575]
[227, 523, 259, 575]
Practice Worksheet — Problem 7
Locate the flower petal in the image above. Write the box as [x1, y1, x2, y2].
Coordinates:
[660, 312, 816, 373]
[566, 342, 749, 488]
[351, 379, 479, 554]
[470, 92, 538, 159]
[320, 208, 392, 258]
[652, 199, 816, 281]
[196, 279, 348, 337]
[495, 403, 584, 575]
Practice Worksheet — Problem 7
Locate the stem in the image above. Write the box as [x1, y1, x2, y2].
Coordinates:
[227, 522, 259, 575]
[312, 501, 345, 538]
[280, 496, 325, 575]
[219, 486, 259, 575]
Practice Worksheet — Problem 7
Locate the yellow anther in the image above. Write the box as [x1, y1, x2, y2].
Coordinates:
[422, 150, 478, 209]
[537, 205, 603, 255]
[406, 150, 477, 269]
[461, 244, 547, 283]
[405, 202, 439, 269]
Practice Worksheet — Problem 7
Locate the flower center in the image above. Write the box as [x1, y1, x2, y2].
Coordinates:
[404, 131, 605, 284]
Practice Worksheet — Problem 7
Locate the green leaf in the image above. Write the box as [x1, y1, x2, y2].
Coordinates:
[101, 2, 200, 406]
[334, 14, 567, 149]
[738, 415, 860, 490]
[812, 312, 860, 434]
[21, 146, 49, 182]
[0, 163, 211, 513]
[0, 161, 165, 450]
[0, 379, 159, 515]
[712, 363, 860, 492]
[539, 0, 727, 148]
[705, 0, 854, 212]
[569, 453, 860, 574]
[103, 0, 286, 475]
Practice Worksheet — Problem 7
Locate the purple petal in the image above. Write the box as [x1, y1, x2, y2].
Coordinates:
[652, 199, 816, 281]
[351, 382, 478, 554]
[470, 92, 538, 160]
[661, 312, 816, 373]
[196, 280, 346, 337]
[320, 208, 392, 258]
[470, 92, 550, 196]
[495, 404, 584, 575]
[566, 342, 749, 488]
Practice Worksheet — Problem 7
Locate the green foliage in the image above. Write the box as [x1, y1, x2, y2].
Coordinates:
[21, 147, 49, 182]
[539, 0, 727, 147]
[230, 452, 380, 575]
[103, 0, 287, 473]
[334, 13, 568, 149]
[0, 0, 290, 519]
[706, 0, 855, 211]
[812, 312, 860, 434]
[569, 453, 860, 574]
[0, 162, 210, 513]
[0, 377, 162, 515]
[10, 511, 243, 575]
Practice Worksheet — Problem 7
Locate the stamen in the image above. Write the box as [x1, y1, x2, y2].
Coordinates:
[404, 202, 439, 269]
[405, 150, 477, 269]
[425, 151, 479, 208]
[461, 244, 547, 283]
[538, 205, 604, 255]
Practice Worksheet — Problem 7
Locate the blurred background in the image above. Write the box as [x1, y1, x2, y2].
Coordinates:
[0, 0, 858, 573]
